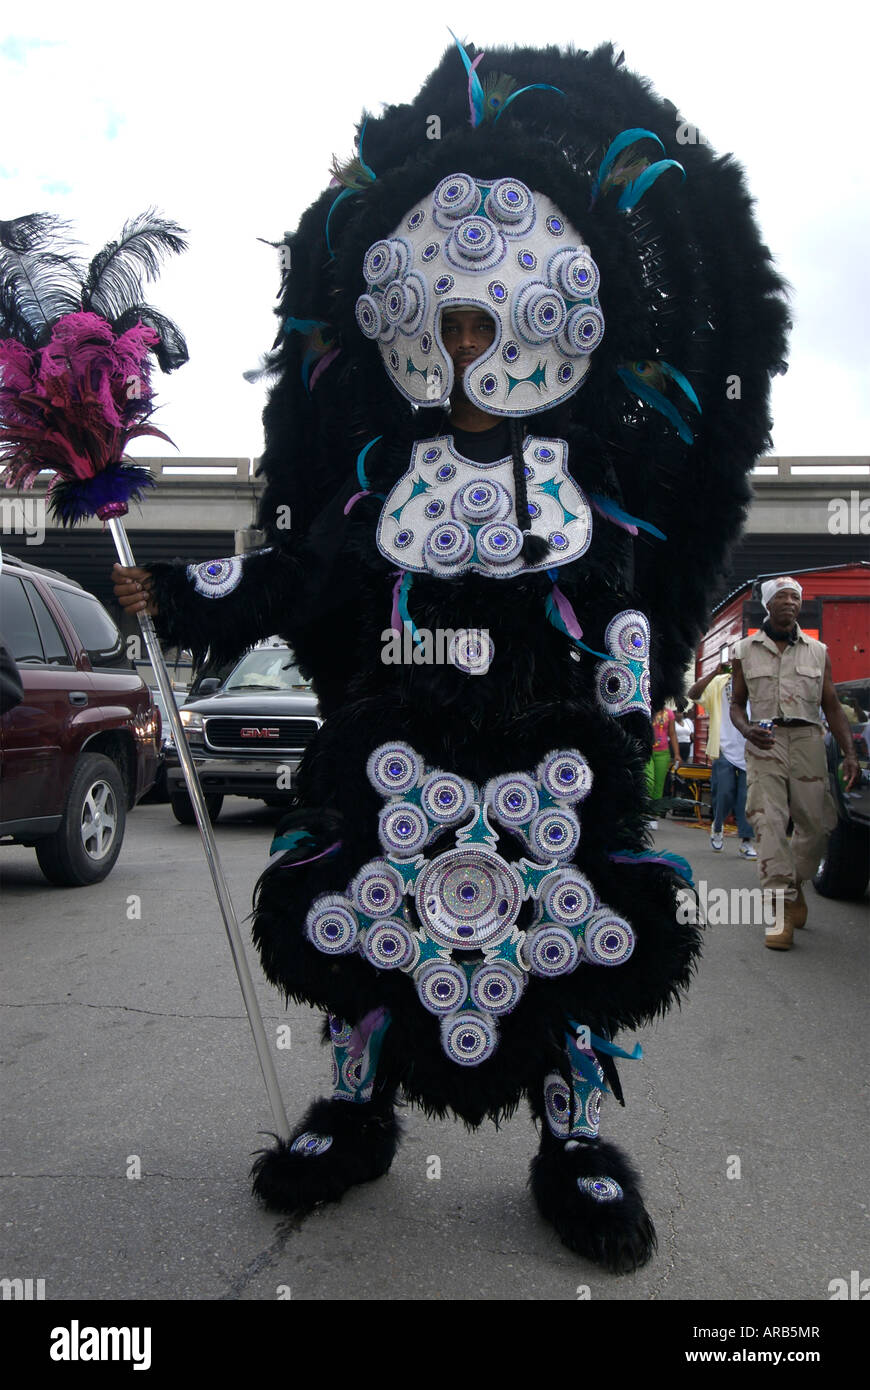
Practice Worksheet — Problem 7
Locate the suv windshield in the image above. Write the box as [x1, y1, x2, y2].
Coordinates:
[225, 648, 311, 691]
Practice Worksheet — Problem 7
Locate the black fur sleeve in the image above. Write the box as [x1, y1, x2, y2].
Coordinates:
[145, 546, 306, 670]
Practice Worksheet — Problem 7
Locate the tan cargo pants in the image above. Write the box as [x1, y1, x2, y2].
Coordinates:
[744, 725, 838, 901]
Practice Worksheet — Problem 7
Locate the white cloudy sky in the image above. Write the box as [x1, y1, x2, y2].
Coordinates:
[2, 0, 867, 461]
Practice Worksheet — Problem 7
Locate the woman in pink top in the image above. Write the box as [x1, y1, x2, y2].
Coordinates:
[646, 709, 682, 826]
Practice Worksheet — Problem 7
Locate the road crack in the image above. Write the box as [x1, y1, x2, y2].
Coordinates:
[217, 1216, 305, 1300]
[1, 1171, 179, 1180]
[644, 1070, 684, 1301]
[1, 999, 287, 1021]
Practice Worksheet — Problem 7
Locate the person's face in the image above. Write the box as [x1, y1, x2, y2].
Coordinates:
[440, 308, 496, 393]
[767, 587, 802, 628]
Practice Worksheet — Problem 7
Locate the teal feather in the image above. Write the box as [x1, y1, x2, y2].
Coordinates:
[495, 82, 565, 120]
[660, 361, 701, 412]
[356, 119, 376, 182]
[565, 1032, 612, 1095]
[617, 158, 685, 211]
[324, 187, 357, 258]
[323, 127, 377, 258]
[269, 829, 314, 856]
[607, 849, 695, 886]
[284, 317, 327, 336]
[356, 435, 382, 490]
[568, 1024, 644, 1063]
[544, 592, 609, 658]
[617, 366, 695, 444]
[588, 492, 667, 540]
[448, 28, 485, 126]
[588, 1033, 643, 1062]
[594, 128, 664, 198]
[397, 572, 425, 647]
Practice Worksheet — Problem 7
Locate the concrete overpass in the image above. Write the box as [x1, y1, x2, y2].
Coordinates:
[2, 454, 867, 620]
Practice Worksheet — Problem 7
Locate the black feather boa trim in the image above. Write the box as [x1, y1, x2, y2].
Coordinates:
[251, 1095, 401, 1213]
[530, 1131, 657, 1273]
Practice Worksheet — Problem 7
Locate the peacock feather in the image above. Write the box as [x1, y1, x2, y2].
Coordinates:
[481, 71, 518, 120]
[325, 121, 377, 257]
[617, 359, 701, 444]
[449, 32, 563, 125]
[592, 129, 684, 211]
[329, 153, 376, 191]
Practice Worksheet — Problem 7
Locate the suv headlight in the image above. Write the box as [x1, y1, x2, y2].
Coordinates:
[179, 709, 204, 732]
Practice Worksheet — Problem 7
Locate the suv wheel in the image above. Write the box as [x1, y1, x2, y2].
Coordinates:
[170, 789, 223, 825]
[813, 819, 870, 901]
[35, 753, 127, 887]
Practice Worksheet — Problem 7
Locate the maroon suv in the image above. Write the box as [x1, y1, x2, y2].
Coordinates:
[0, 552, 159, 885]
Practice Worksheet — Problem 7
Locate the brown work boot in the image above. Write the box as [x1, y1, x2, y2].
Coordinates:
[764, 895, 800, 950]
[792, 885, 808, 928]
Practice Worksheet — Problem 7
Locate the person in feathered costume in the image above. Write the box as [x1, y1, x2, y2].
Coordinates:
[113, 39, 788, 1272]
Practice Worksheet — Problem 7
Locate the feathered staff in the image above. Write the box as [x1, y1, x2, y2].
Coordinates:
[0, 210, 189, 522]
[0, 211, 290, 1139]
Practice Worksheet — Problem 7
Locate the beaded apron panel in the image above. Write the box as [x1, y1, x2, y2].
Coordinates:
[304, 742, 636, 1067]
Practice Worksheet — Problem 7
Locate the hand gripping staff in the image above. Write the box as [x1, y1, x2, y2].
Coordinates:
[0, 211, 290, 1140]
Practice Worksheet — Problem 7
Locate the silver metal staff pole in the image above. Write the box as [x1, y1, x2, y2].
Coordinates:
[107, 515, 291, 1141]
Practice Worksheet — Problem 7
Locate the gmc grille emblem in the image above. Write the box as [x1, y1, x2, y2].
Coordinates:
[240, 727, 281, 739]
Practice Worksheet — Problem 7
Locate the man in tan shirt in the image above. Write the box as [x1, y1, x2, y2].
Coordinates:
[730, 577, 859, 949]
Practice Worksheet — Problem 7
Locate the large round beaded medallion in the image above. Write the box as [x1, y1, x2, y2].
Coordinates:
[415, 846, 522, 950]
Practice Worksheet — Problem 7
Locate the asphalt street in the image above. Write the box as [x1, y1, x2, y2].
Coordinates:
[1, 798, 867, 1303]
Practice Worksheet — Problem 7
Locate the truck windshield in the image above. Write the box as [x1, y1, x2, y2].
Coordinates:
[225, 649, 310, 691]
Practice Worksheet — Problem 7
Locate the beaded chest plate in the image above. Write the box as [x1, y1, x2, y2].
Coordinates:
[376, 435, 591, 577]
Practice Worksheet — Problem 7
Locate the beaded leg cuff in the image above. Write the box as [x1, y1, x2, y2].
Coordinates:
[329, 1007, 392, 1103]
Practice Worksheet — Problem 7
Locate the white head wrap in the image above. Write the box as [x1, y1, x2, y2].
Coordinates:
[761, 576, 803, 612]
